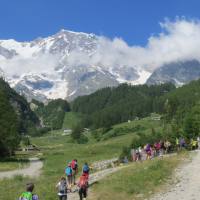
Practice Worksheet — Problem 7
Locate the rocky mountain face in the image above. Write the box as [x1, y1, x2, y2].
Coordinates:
[1, 29, 200, 102]
[146, 60, 200, 86]
[0, 30, 148, 102]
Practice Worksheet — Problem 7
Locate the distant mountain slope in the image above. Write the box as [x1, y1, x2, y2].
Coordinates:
[146, 60, 200, 86]
[1, 30, 200, 102]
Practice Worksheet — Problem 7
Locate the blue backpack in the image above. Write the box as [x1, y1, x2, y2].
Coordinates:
[83, 165, 89, 173]
[65, 167, 72, 176]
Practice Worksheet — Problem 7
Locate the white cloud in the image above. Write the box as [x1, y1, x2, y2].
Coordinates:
[65, 18, 200, 73]
[1, 18, 200, 78]
[0, 53, 59, 77]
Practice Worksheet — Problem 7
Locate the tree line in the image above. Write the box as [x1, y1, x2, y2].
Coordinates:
[32, 98, 70, 130]
[71, 79, 200, 142]
[0, 78, 40, 156]
[72, 83, 175, 129]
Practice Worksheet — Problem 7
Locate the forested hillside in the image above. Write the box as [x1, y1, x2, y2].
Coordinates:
[72, 83, 175, 128]
[32, 99, 70, 130]
[71, 79, 200, 143]
[159, 79, 200, 138]
[0, 78, 40, 156]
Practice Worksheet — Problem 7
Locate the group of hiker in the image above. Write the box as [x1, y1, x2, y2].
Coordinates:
[19, 160, 90, 200]
[58, 159, 90, 200]
[130, 137, 200, 162]
[130, 140, 172, 162]
[176, 137, 200, 151]
[18, 136, 200, 200]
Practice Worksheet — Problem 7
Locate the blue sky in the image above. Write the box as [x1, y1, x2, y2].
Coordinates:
[0, 0, 200, 45]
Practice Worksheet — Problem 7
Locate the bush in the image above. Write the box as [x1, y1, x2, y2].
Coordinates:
[119, 146, 131, 161]
[77, 134, 88, 144]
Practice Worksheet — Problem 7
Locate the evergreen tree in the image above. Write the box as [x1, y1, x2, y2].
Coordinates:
[0, 90, 19, 156]
[184, 103, 200, 139]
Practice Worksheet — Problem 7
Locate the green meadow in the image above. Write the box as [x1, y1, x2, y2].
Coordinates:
[89, 152, 189, 200]
[0, 116, 186, 200]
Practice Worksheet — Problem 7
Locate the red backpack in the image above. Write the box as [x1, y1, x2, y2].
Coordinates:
[71, 160, 78, 170]
[79, 176, 88, 189]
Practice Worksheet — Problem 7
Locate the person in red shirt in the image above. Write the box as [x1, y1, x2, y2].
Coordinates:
[77, 174, 89, 200]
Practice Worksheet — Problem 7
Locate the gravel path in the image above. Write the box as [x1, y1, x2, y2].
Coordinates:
[68, 166, 124, 200]
[0, 157, 43, 179]
[68, 154, 177, 200]
[151, 150, 200, 200]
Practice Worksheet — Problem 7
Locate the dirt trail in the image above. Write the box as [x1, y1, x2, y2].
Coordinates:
[68, 165, 124, 200]
[0, 157, 43, 179]
[151, 150, 200, 200]
[68, 154, 177, 200]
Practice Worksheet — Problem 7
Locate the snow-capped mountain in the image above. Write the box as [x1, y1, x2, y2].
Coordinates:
[146, 60, 200, 86]
[0, 30, 150, 101]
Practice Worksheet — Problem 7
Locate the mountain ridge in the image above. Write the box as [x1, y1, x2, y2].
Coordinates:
[0, 29, 151, 102]
[1, 30, 200, 102]
[146, 60, 200, 86]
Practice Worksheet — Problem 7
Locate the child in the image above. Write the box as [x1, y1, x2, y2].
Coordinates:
[71, 159, 78, 185]
[65, 162, 73, 188]
[78, 174, 89, 200]
[19, 183, 39, 200]
[56, 177, 68, 200]
[82, 162, 90, 180]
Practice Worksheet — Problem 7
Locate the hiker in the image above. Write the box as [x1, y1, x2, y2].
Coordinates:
[131, 149, 135, 161]
[71, 159, 78, 185]
[140, 147, 146, 161]
[82, 162, 90, 179]
[65, 162, 73, 188]
[138, 146, 143, 160]
[77, 174, 89, 200]
[135, 148, 141, 161]
[176, 137, 180, 151]
[180, 137, 186, 149]
[190, 139, 198, 150]
[151, 145, 156, 158]
[56, 177, 68, 200]
[19, 183, 39, 200]
[145, 144, 152, 160]
[159, 140, 164, 157]
[197, 136, 200, 149]
[154, 142, 160, 156]
[164, 140, 171, 154]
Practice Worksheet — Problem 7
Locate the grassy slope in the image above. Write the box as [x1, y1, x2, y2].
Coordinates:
[0, 117, 172, 200]
[89, 153, 188, 200]
[93, 116, 162, 141]
[0, 132, 137, 200]
[113, 117, 162, 134]
[62, 112, 82, 129]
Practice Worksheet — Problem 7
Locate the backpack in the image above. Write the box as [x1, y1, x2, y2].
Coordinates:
[71, 160, 77, 170]
[19, 192, 32, 200]
[65, 166, 72, 176]
[58, 180, 67, 194]
[32, 194, 39, 200]
[83, 165, 89, 173]
[145, 144, 150, 152]
[79, 176, 88, 189]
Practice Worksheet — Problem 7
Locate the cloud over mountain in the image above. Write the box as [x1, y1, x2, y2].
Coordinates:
[63, 18, 200, 73]
[0, 18, 200, 101]
[1, 18, 200, 75]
